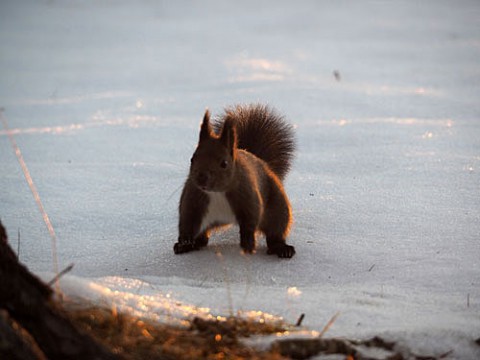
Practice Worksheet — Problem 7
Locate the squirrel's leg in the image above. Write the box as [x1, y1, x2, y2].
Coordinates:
[226, 191, 259, 254]
[174, 186, 208, 254]
[240, 225, 256, 253]
[262, 188, 295, 259]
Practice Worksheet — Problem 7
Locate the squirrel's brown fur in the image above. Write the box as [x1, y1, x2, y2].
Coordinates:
[174, 104, 295, 258]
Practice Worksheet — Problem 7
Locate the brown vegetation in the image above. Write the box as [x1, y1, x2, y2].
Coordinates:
[68, 305, 288, 360]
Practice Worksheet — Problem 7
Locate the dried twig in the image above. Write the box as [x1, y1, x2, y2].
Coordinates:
[1, 110, 60, 289]
[295, 313, 305, 327]
[48, 263, 74, 287]
[318, 312, 340, 338]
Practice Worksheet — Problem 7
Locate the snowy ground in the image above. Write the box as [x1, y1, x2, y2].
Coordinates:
[1, 0, 479, 358]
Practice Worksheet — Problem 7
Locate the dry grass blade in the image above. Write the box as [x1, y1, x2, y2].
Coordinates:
[1, 109, 60, 289]
[318, 312, 340, 338]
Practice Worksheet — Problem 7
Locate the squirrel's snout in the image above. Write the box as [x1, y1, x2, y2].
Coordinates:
[196, 172, 210, 187]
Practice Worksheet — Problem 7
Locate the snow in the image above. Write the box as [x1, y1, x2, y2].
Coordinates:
[1, 0, 479, 358]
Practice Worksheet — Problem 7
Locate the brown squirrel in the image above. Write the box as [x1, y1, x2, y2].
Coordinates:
[173, 104, 296, 258]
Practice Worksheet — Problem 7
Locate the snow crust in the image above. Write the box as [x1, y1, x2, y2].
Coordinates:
[1, 1, 479, 358]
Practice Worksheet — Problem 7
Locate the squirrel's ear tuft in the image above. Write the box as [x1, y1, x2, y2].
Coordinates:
[199, 109, 211, 142]
[221, 119, 237, 157]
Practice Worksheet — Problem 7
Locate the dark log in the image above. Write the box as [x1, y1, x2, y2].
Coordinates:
[271, 336, 404, 360]
[0, 221, 124, 360]
[0, 309, 46, 360]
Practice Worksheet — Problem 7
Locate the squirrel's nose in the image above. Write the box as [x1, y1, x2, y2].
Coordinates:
[196, 172, 210, 187]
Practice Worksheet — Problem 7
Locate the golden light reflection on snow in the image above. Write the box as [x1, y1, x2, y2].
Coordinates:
[364, 84, 442, 97]
[15, 91, 132, 106]
[81, 277, 285, 330]
[414, 87, 427, 95]
[228, 57, 289, 72]
[135, 99, 144, 109]
[313, 117, 454, 127]
[422, 131, 434, 139]
[0, 115, 160, 136]
[225, 55, 291, 83]
[287, 287, 302, 297]
[242, 310, 281, 324]
[86, 279, 213, 327]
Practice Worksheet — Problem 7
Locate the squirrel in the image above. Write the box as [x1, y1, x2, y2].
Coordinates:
[173, 104, 296, 258]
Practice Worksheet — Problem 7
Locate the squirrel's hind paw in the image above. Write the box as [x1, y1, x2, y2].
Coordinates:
[267, 244, 295, 259]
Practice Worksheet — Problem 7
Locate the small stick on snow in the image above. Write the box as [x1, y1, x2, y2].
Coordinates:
[48, 263, 74, 286]
[333, 70, 341, 82]
[295, 313, 305, 327]
[368, 264, 375, 272]
[318, 312, 340, 338]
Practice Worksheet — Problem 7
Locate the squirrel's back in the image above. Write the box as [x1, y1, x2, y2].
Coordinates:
[215, 104, 295, 181]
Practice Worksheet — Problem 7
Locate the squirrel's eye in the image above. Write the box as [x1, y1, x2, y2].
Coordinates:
[220, 160, 228, 169]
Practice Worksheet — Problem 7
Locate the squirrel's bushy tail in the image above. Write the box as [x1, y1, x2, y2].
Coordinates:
[218, 104, 295, 180]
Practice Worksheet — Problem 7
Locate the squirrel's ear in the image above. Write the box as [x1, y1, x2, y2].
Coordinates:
[221, 119, 237, 157]
[199, 109, 211, 142]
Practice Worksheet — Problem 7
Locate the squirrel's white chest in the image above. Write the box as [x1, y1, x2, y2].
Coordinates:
[199, 192, 237, 235]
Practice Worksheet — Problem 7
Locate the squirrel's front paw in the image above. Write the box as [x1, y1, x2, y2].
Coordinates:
[174, 241, 195, 254]
[267, 244, 295, 259]
[240, 237, 256, 254]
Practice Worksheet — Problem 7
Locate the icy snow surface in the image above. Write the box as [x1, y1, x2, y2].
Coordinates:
[1, 0, 479, 358]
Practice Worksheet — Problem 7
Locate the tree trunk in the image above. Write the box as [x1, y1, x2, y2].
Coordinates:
[0, 221, 124, 360]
